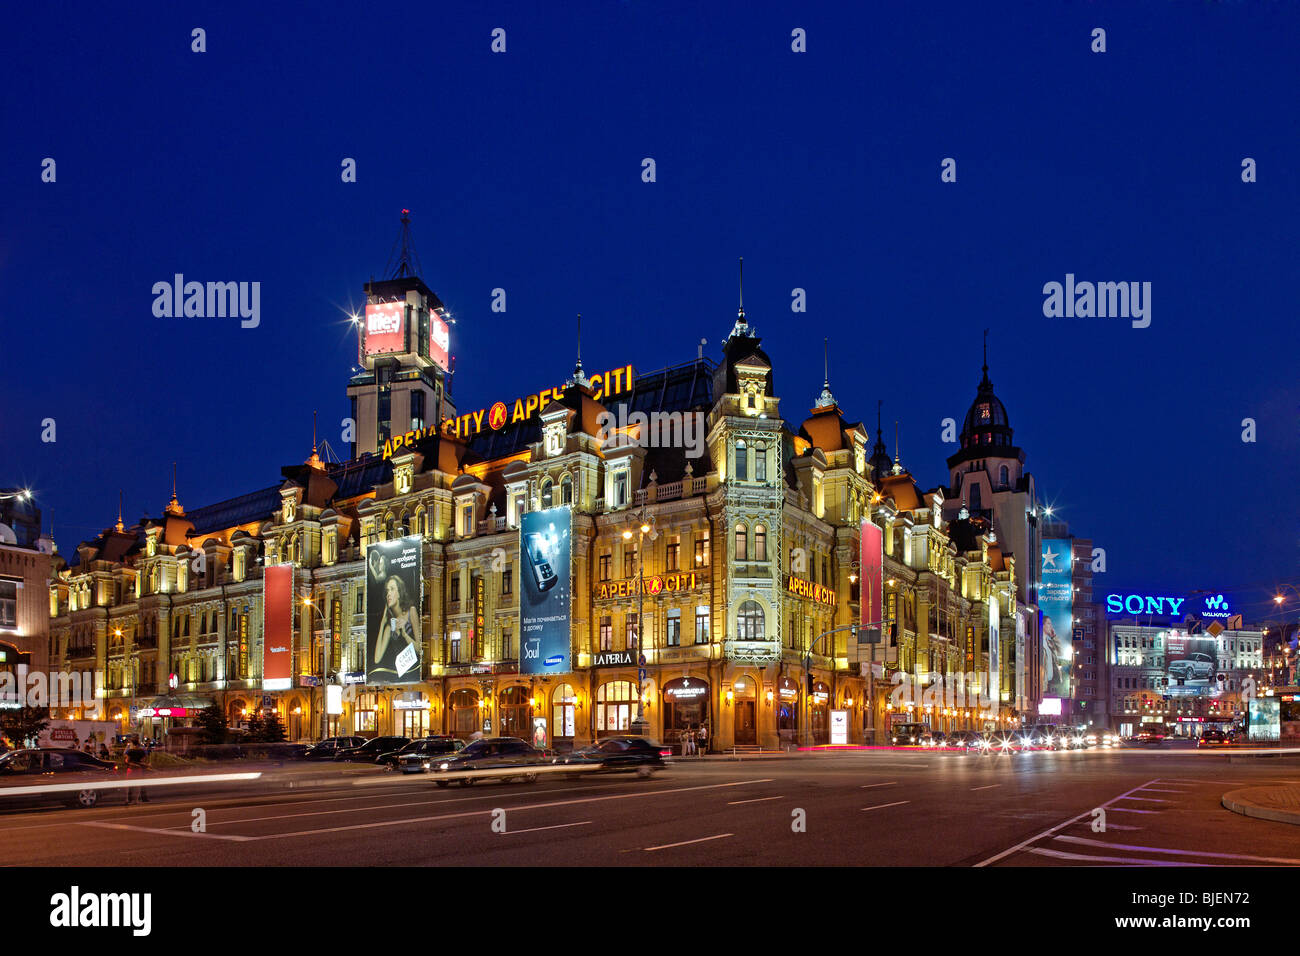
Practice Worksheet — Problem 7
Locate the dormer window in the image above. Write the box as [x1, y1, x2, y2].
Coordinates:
[613, 470, 629, 508]
[545, 424, 564, 457]
[460, 503, 475, 537]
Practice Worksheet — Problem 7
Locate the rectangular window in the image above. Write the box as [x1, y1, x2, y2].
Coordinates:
[0, 580, 16, 629]
[735, 442, 747, 481]
[513, 493, 525, 526]
[599, 616, 613, 651]
[449, 631, 462, 663]
[756, 446, 767, 482]
[450, 576, 461, 603]
[599, 554, 612, 582]
[666, 539, 680, 571]
[614, 470, 628, 506]
[501, 630, 513, 659]
[625, 614, 638, 650]
[624, 548, 637, 579]
[667, 608, 681, 646]
[460, 504, 474, 536]
[695, 606, 709, 643]
[734, 527, 747, 561]
[501, 568, 513, 595]
[410, 390, 426, 430]
[694, 534, 709, 568]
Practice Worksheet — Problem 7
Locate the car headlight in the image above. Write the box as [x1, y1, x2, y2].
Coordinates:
[439, 762, 449, 770]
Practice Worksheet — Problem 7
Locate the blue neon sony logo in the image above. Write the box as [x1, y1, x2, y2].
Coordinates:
[1105, 593, 1185, 616]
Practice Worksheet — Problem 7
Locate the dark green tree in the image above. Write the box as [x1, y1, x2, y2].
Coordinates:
[194, 704, 228, 745]
[259, 710, 287, 743]
[245, 710, 265, 741]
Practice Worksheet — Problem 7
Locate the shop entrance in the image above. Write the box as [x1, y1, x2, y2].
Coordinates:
[732, 677, 757, 746]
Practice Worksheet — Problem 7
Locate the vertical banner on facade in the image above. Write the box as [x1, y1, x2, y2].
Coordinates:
[988, 595, 1000, 710]
[473, 576, 486, 659]
[520, 506, 572, 675]
[859, 519, 883, 643]
[365, 536, 423, 684]
[1040, 537, 1074, 699]
[262, 564, 294, 691]
[1015, 612, 1026, 711]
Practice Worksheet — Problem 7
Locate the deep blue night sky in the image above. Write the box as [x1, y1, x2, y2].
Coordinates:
[3, 1, 1297, 620]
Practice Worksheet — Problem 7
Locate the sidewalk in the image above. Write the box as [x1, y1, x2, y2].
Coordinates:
[1221, 784, 1300, 826]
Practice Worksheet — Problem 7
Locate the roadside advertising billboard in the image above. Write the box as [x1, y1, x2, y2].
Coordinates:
[1248, 698, 1280, 741]
[365, 536, 423, 684]
[1039, 538, 1073, 698]
[988, 595, 1000, 708]
[262, 564, 294, 691]
[364, 301, 406, 355]
[1164, 632, 1222, 699]
[429, 310, 450, 370]
[859, 519, 883, 644]
[520, 507, 572, 676]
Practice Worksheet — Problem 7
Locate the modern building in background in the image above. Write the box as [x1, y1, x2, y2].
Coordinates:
[0, 498, 53, 684]
[1104, 589, 1265, 736]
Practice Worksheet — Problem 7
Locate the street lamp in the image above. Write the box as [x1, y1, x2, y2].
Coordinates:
[622, 514, 655, 736]
[0, 489, 32, 502]
[301, 594, 330, 742]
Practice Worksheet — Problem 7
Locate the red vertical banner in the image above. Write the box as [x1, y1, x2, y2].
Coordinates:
[860, 520, 883, 642]
[263, 564, 294, 690]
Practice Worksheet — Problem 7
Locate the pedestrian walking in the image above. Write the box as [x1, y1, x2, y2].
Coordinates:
[697, 723, 709, 756]
[682, 725, 695, 757]
[124, 740, 150, 804]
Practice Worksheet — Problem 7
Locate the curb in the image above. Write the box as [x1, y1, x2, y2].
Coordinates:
[1221, 789, 1300, 827]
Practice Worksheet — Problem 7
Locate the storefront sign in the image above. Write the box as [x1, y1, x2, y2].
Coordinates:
[593, 651, 633, 667]
[663, 678, 708, 700]
[326, 684, 343, 716]
[138, 707, 188, 718]
[830, 710, 848, 745]
[343, 672, 367, 685]
[778, 677, 799, 702]
[786, 575, 837, 607]
[595, 571, 703, 600]
[394, 695, 429, 711]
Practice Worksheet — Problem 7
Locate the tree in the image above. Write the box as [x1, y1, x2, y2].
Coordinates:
[259, 710, 287, 743]
[245, 710, 265, 741]
[0, 706, 49, 748]
[194, 704, 228, 746]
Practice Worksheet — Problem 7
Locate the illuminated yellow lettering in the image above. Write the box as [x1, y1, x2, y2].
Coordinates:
[382, 440, 393, 458]
[524, 394, 539, 418]
[590, 373, 603, 400]
[512, 399, 525, 424]
[625, 364, 634, 391]
[537, 388, 551, 408]
[471, 408, 485, 433]
[609, 367, 623, 394]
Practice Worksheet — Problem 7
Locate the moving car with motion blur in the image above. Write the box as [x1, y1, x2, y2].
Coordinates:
[1124, 731, 1166, 747]
[334, 736, 410, 763]
[390, 737, 467, 772]
[1197, 729, 1233, 748]
[303, 736, 365, 760]
[553, 736, 670, 777]
[920, 730, 949, 749]
[429, 737, 548, 787]
[0, 748, 121, 809]
[890, 722, 927, 746]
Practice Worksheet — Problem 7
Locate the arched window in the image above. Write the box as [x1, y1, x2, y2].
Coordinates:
[734, 524, 747, 561]
[754, 524, 767, 561]
[596, 681, 639, 736]
[738, 600, 765, 641]
[560, 474, 573, 505]
[734, 440, 748, 481]
[541, 479, 553, 509]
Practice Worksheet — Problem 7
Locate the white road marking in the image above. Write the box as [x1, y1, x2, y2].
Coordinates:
[1115, 796, 1170, 803]
[79, 821, 256, 842]
[974, 778, 1160, 867]
[253, 779, 773, 841]
[1028, 847, 1206, 866]
[1093, 823, 1141, 831]
[861, 801, 910, 812]
[0, 772, 262, 796]
[1136, 788, 1187, 793]
[970, 784, 1001, 791]
[726, 796, 785, 805]
[859, 782, 897, 789]
[503, 821, 592, 835]
[1106, 807, 1162, 813]
[645, 833, 733, 852]
[1054, 835, 1300, 865]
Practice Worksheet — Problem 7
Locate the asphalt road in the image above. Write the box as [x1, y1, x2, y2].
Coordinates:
[3, 748, 1298, 867]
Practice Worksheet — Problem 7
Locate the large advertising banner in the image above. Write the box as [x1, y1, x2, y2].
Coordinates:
[429, 311, 450, 371]
[364, 301, 406, 355]
[365, 536, 423, 684]
[859, 519, 883, 643]
[1248, 698, 1280, 741]
[262, 563, 294, 691]
[987, 595, 1000, 709]
[1040, 538, 1073, 699]
[1165, 632, 1221, 698]
[520, 506, 572, 676]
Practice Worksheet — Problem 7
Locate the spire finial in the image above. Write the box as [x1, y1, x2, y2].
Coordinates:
[877, 399, 883, 438]
[738, 256, 744, 321]
[313, 410, 318, 454]
[167, 462, 185, 515]
[566, 313, 590, 388]
[892, 421, 902, 475]
[981, 328, 991, 388]
[116, 490, 124, 532]
[813, 337, 837, 409]
[172, 462, 177, 499]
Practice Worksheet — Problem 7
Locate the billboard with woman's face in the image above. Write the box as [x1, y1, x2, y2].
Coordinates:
[366, 536, 423, 684]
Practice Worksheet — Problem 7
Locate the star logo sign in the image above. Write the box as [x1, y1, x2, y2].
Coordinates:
[1041, 548, 1060, 571]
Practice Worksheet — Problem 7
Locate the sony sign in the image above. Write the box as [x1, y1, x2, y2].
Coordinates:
[1105, 593, 1186, 616]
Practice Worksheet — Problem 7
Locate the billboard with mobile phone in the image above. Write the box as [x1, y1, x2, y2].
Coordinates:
[520, 506, 572, 676]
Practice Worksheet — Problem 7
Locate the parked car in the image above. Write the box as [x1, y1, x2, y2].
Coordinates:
[387, 737, 466, 771]
[335, 736, 410, 762]
[428, 737, 548, 787]
[303, 736, 365, 760]
[890, 723, 927, 746]
[553, 736, 670, 776]
[1198, 729, 1232, 748]
[0, 748, 121, 808]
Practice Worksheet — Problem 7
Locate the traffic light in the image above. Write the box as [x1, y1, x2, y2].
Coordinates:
[806, 672, 815, 696]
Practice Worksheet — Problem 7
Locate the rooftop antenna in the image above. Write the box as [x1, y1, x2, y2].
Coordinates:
[981, 327, 991, 386]
[384, 208, 424, 280]
[698, 337, 707, 359]
[737, 256, 745, 322]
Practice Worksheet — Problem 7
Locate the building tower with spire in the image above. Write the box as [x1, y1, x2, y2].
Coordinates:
[346, 210, 457, 458]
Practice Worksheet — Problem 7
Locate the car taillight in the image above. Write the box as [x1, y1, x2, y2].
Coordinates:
[659, 749, 672, 757]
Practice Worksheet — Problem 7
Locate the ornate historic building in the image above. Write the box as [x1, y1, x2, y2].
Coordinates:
[47, 256, 1024, 750]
